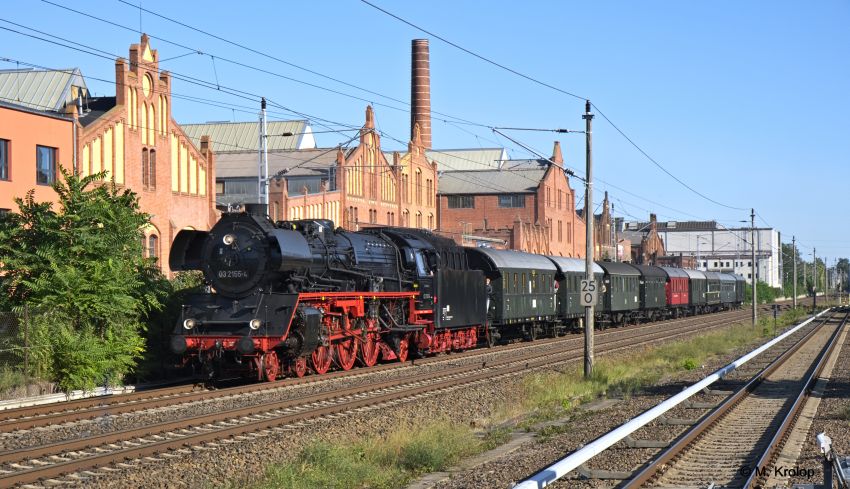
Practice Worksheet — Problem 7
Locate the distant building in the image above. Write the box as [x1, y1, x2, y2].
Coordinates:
[622, 217, 781, 287]
[578, 191, 624, 261]
[0, 35, 216, 275]
[436, 141, 586, 256]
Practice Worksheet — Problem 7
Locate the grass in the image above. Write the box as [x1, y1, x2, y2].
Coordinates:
[241, 307, 813, 488]
[511, 306, 811, 428]
[0, 367, 29, 397]
[248, 420, 504, 489]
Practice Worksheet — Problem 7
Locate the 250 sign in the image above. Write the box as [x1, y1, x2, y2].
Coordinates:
[580, 279, 598, 306]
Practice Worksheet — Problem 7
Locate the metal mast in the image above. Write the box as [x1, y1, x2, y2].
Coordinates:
[583, 100, 595, 378]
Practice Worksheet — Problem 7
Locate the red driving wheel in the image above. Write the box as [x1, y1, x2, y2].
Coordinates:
[262, 351, 280, 382]
[334, 337, 358, 371]
[310, 345, 332, 375]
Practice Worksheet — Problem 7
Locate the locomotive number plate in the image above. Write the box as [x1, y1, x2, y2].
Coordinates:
[580, 279, 598, 307]
[218, 270, 249, 278]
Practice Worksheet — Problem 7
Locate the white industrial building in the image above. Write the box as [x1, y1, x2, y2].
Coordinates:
[622, 220, 782, 288]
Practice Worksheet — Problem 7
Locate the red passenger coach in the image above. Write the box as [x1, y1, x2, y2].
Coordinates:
[661, 267, 690, 312]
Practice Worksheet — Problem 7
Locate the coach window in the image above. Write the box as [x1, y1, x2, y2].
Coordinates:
[513, 272, 518, 292]
[521, 273, 526, 293]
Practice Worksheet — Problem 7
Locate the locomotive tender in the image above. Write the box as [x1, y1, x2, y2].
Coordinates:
[169, 211, 745, 381]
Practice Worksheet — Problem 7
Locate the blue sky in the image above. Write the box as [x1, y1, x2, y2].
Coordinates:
[3, 1, 848, 259]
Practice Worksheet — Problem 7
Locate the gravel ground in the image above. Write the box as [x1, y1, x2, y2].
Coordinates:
[8, 309, 812, 488]
[432, 315, 822, 489]
[0, 311, 738, 454]
[789, 323, 850, 486]
[0, 339, 568, 453]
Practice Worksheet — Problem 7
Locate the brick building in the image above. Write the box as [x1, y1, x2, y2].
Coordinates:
[619, 214, 668, 265]
[437, 141, 587, 257]
[0, 35, 216, 274]
[191, 105, 437, 231]
[186, 39, 440, 232]
[579, 191, 621, 260]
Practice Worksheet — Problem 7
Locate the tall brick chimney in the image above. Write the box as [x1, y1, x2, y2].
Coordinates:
[411, 39, 432, 149]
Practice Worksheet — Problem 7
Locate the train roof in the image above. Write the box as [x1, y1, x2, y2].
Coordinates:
[597, 261, 641, 276]
[629, 264, 667, 278]
[718, 273, 738, 282]
[683, 269, 707, 280]
[361, 226, 460, 250]
[702, 271, 722, 281]
[545, 256, 604, 274]
[659, 266, 690, 279]
[466, 248, 557, 271]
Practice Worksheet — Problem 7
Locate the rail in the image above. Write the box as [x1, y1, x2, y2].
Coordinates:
[514, 307, 831, 489]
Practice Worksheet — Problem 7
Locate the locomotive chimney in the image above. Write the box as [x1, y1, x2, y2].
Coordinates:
[411, 39, 432, 150]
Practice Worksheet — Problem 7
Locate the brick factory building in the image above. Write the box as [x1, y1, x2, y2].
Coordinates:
[436, 141, 587, 257]
[0, 35, 216, 275]
[192, 39, 439, 232]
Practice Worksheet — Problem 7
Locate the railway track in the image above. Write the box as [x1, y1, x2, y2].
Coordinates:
[0, 305, 783, 433]
[625, 309, 847, 488]
[0, 305, 793, 487]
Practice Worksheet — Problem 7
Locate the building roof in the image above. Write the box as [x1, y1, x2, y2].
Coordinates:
[78, 96, 117, 127]
[424, 148, 508, 171]
[181, 120, 312, 153]
[0, 68, 87, 112]
[215, 148, 339, 179]
[438, 166, 546, 195]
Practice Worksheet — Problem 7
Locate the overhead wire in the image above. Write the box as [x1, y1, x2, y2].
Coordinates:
[0, 14, 790, 229]
[359, 0, 751, 213]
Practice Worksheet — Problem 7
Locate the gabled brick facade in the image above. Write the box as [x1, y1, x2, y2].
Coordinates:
[269, 106, 438, 231]
[437, 141, 587, 257]
[73, 35, 216, 274]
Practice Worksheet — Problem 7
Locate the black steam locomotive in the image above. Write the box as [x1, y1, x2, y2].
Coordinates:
[169, 211, 743, 381]
[170, 211, 486, 380]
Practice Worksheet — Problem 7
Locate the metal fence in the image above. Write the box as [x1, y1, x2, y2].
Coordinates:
[0, 305, 183, 400]
[0, 306, 51, 399]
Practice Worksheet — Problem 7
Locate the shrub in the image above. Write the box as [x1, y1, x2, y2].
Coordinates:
[0, 170, 165, 392]
[682, 358, 698, 370]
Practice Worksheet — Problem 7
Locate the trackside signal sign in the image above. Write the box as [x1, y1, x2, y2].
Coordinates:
[580, 279, 598, 307]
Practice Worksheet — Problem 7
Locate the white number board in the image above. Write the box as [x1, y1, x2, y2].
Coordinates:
[580, 279, 598, 307]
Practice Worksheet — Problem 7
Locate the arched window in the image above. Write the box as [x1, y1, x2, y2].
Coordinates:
[148, 234, 158, 261]
[142, 149, 149, 187]
[141, 103, 148, 145]
[149, 149, 156, 188]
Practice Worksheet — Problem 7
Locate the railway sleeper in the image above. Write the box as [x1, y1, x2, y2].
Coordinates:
[577, 464, 634, 480]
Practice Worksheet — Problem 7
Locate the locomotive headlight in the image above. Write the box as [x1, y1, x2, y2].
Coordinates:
[223, 233, 236, 246]
[249, 318, 263, 330]
[183, 318, 197, 330]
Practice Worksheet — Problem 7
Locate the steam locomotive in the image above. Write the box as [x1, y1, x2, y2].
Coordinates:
[169, 211, 744, 381]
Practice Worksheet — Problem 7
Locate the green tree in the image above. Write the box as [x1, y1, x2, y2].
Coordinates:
[0, 169, 167, 391]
